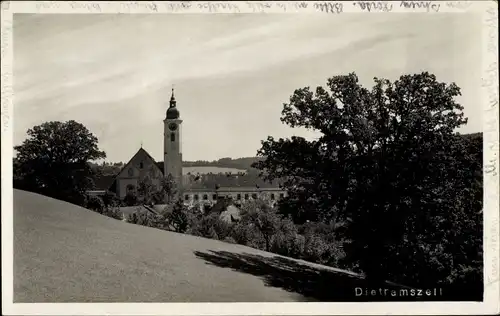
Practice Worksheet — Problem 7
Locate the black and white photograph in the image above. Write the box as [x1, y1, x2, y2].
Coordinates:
[2, 1, 499, 315]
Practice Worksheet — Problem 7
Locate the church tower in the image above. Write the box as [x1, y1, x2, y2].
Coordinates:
[164, 87, 183, 192]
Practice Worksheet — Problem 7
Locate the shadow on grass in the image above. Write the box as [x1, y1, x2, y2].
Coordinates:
[194, 250, 408, 302]
[194, 250, 483, 302]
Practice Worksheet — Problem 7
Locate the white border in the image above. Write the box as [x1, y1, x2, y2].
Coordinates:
[1, 1, 499, 315]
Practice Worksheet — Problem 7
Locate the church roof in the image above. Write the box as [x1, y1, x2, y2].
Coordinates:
[98, 147, 161, 193]
[166, 87, 180, 119]
[115, 147, 162, 178]
[166, 107, 180, 119]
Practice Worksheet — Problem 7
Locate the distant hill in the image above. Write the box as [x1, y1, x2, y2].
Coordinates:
[182, 157, 262, 171]
[90, 157, 261, 176]
[182, 166, 247, 175]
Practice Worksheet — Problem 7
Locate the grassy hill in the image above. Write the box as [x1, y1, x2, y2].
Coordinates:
[14, 189, 382, 302]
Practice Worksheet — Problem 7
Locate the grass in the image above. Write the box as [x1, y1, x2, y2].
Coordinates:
[14, 189, 404, 302]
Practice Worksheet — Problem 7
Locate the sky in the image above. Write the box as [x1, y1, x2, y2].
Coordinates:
[13, 13, 482, 163]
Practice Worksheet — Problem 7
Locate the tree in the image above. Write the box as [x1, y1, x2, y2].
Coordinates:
[135, 174, 177, 206]
[188, 211, 233, 240]
[253, 72, 482, 291]
[159, 174, 177, 204]
[13, 120, 106, 205]
[137, 177, 156, 206]
[167, 199, 189, 233]
[240, 199, 281, 251]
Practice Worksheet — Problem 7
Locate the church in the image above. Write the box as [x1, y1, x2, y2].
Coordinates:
[91, 89, 287, 207]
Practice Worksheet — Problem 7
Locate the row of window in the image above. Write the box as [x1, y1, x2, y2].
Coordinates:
[184, 193, 285, 201]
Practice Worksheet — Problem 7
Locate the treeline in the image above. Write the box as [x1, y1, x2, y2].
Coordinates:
[89, 161, 124, 176]
[182, 157, 262, 170]
[89, 157, 262, 177]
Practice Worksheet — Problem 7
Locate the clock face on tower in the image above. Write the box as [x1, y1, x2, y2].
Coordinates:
[168, 123, 178, 131]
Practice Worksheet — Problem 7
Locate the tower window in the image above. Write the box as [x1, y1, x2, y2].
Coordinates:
[170, 133, 175, 142]
[203, 194, 208, 200]
[139, 162, 144, 169]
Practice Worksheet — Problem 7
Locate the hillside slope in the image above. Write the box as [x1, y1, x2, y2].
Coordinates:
[13, 190, 370, 302]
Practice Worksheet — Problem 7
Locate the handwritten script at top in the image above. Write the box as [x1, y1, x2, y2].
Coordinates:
[198, 2, 240, 13]
[250, 2, 309, 12]
[483, 6, 499, 179]
[27, 0, 471, 13]
[353, 2, 393, 12]
[313, 2, 344, 13]
[399, 1, 441, 12]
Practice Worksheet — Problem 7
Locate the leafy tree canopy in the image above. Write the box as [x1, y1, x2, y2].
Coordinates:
[253, 72, 469, 223]
[14, 120, 106, 205]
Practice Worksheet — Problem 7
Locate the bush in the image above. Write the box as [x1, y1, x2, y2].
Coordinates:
[102, 191, 120, 208]
[231, 222, 266, 250]
[102, 205, 123, 220]
[231, 222, 254, 245]
[151, 214, 170, 230]
[223, 236, 237, 244]
[189, 212, 233, 240]
[270, 231, 305, 258]
[123, 192, 138, 206]
[303, 233, 330, 263]
[270, 216, 304, 258]
[323, 240, 346, 267]
[86, 195, 105, 213]
[213, 216, 233, 240]
[299, 221, 338, 243]
[127, 209, 157, 227]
